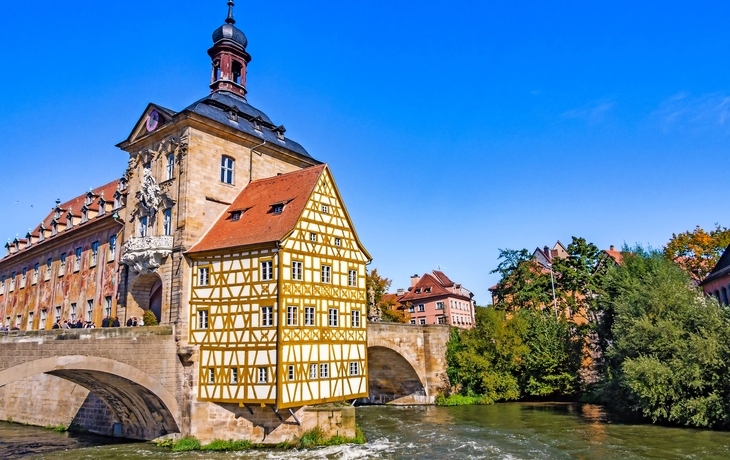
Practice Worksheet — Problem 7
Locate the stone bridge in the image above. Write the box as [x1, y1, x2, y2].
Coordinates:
[0, 324, 450, 440]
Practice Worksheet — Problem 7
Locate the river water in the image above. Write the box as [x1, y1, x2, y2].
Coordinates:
[2, 403, 729, 459]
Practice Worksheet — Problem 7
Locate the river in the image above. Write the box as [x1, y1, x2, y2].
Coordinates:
[2, 403, 729, 459]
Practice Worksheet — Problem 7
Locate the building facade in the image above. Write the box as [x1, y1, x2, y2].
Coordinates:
[700, 244, 730, 305]
[392, 271, 475, 329]
[0, 1, 371, 410]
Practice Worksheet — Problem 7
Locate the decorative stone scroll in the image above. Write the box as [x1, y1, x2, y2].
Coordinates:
[125, 129, 189, 181]
[121, 236, 174, 275]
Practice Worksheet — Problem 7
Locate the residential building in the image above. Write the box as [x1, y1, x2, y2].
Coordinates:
[391, 271, 475, 329]
[700, 244, 730, 304]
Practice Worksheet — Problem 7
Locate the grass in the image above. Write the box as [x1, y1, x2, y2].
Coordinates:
[171, 436, 201, 452]
[436, 394, 495, 406]
[43, 424, 68, 432]
[200, 439, 253, 451]
[296, 425, 367, 448]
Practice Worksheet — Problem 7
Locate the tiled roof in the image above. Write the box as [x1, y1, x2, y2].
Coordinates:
[188, 165, 327, 253]
[3, 180, 121, 261]
[399, 271, 470, 302]
[604, 249, 624, 266]
[701, 245, 730, 286]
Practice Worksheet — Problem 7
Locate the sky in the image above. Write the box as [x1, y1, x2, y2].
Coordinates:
[1, 1, 729, 304]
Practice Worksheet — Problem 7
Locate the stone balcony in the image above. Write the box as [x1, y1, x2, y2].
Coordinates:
[121, 235, 173, 275]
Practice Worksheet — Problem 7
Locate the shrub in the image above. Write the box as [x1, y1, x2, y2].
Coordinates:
[436, 394, 494, 406]
[200, 439, 252, 451]
[142, 309, 159, 326]
[172, 436, 201, 452]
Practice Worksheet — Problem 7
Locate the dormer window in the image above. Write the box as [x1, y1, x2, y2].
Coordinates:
[253, 116, 263, 133]
[230, 211, 242, 222]
[425, 287, 432, 293]
[39, 225, 46, 242]
[275, 125, 286, 142]
[97, 198, 106, 216]
[26, 235, 32, 248]
[81, 207, 89, 224]
[120, 177, 128, 191]
[272, 204, 284, 215]
[51, 221, 58, 236]
[415, 288, 422, 294]
[66, 212, 74, 229]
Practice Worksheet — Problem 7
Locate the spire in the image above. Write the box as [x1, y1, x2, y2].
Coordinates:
[226, 1, 236, 25]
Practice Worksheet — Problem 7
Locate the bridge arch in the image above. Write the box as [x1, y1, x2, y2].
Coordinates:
[367, 343, 429, 404]
[0, 355, 179, 440]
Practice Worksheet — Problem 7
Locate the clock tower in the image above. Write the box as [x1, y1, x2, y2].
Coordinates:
[208, 1, 252, 98]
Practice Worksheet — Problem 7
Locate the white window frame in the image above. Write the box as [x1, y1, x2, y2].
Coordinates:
[231, 367, 238, 384]
[32, 263, 39, 285]
[292, 261, 303, 281]
[258, 367, 268, 384]
[221, 156, 235, 184]
[74, 248, 82, 272]
[349, 362, 359, 376]
[198, 309, 209, 329]
[91, 241, 99, 267]
[309, 364, 318, 379]
[328, 308, 338, 327]
[163, 209, 172, 236]
[108, 235, 117, 262]
[436, 301, 444, 310]
[348, 269, 357, 287]
[27, 311, 34, 330]
[351, 310, 361, 328]
[208, 368, 215, 384]
[104, 297, 112, 319]
[287, 306, 298, 326]
[139, 216, 148, 237]
[335, 238, 341, 247]
[321, 265, 331, 283]
[40, 309, 48, 329]
[305, 307, 315, 326]
[198, 267, 209, 286]
[70, 303, 77, 321]
[320, 363, 329, 379]
[418, 304, 425, 312]
[45, 258, 52, 281]
[10, 272, 15, 291]
[166, 153, 175, 180]
[322, 204, 329, 213]
[59, 254, 66, 276]
[261, 306, 273, 327]
[310, 232, 317, 242]
[87, 300, 95, 322]
[419, 318, 426, 325]
[0, 276, 4, 295]
[261, 260, 273, 281]
[55, 306, 62, 322]
[20, 268, 26, 289]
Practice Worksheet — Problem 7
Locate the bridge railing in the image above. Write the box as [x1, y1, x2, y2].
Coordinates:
[0, 325, 173, 343]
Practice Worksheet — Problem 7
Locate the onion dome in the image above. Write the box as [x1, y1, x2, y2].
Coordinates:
[212, 1, 248, 48]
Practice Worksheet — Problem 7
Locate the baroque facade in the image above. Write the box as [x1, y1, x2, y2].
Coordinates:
[0, 1, 371, 409]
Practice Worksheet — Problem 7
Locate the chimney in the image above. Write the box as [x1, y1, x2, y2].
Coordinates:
[410, 274, 421, 288]
[610, 245, 615, 251]
[397, 288, 405, 296]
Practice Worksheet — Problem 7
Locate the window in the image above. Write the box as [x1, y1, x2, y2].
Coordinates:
[425, 287, 431, 293]
[72, 248, 81, 272]
[15, 315, 21, 328]
[410, 319, 416, 325]
[321, 265, 331, 283]
[32, 263, 39, 285]
[91, 241, 99, 267]
[288, 365, 295, 381]
[305, 307, 315, 326]
[261, 260, 273, 281]
[27, 312, 34, 330]
[258, 367, 268, 384]
[221, 156, 235, 184]
[166, 153, 174, 180]
[230, 211, 241, 221]
[351, 310, 361, 328]
[198, 309, 209, 329]
[232, 61, 243, 85]
[328, 308, 338, 327]
[55, 306, 62, 322]
[139, 217, 148, 237]
[408, 305, 415, 313]
[261, 306, 273, 327]
[414, 288, 421, 294]
[87, 300, 95, 322]
[272, 204, 284, 215]
[309, 364, 318, 379]
[21, 268, 26, 289]
[70, 303, 77, 321]
[287, 306, 298, 326]
[436, 302, 444, 310]
[45, 258, 52, 281]
[310, 233, 317, 242]
[40, 309, 48, 329]
[198, 267, 209, 286]
[104, 297, 112, 318]
[320, 364, 329, 379]
[322, 205, 329, 213]
[208, 368, 215, 384]
[418, 304, 425, 312]
[348, 269, 357, 287]
[419, 318, 426, 325]
[0, 275, 4, 295]
[10, 272, 15, 291]
[349, 362, 359, 376]
[231, 368, 238, 384]
[163, 209, 172, 236]
[438, 317, 445, 324]
[108, 235, 117, 262]
[292, 261, 303, 281]
[335, 238, 341, 247]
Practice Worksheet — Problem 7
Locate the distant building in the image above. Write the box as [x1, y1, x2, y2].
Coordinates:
[391, 271, 475, 328]
[700, 245, 730, 305]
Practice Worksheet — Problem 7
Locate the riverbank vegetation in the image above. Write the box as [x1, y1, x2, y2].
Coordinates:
[444, 236, 730, 429]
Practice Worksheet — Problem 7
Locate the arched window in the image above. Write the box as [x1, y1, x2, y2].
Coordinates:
[722, 287, 728, 305]
[232, 61, 242, 85]
[213, 61, 221, 81]
[715, 290, 721, 302]
[221, 156, 235, 184]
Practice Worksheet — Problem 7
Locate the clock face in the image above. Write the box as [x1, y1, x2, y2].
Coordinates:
[146, 110, 160, 132]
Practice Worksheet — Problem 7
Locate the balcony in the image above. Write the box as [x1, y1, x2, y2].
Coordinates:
[121, 236, 173, 275]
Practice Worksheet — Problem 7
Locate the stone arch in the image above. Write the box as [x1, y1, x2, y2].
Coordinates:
[128, 272, 163, 320]
[0, 356, 179, 440]
[367, 345, 428, 404]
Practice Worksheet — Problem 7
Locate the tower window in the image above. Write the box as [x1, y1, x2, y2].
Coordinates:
[213, 61, 221, 81]
[221, 156, 235, 184]
[232, 61, 243, 85]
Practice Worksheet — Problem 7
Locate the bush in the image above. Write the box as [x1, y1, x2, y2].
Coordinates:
[200, 439, 252, 451]
[296, 426, 366, 448]
[142, 309, 159, 326]
[436, 394, 494, 406]
[172, 436, 201, 452]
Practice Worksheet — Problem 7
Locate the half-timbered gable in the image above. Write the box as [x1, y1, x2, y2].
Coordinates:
[187, 164, 370, 408]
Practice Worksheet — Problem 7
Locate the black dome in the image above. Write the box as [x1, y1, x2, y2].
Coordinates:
[212, 23, 248, 48]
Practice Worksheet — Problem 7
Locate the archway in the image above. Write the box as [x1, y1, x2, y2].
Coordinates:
[0, 356, 179, 440]
[367, 346, 427, 404]
[129, 273, 163, 323]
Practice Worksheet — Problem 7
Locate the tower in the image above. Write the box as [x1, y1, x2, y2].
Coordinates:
[208, 1, 252, 98]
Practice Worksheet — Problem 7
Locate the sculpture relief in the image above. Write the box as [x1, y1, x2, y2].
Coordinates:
[121, 236, 174, 275]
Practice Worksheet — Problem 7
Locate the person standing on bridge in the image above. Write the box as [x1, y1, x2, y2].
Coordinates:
[101, 316, 109, 328]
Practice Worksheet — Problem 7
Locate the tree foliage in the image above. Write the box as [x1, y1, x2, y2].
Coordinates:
[597, 248, 730, 428]
[664, 224, 730, 281]
[366, 268, 410, 323]
[490, 249, 552, 310]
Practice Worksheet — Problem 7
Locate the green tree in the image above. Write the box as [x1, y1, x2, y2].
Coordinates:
[664, 224, 730, 281]
[597, 248, 730, 428]
[491, 249, 552, 310]
[366, 268, 410, 323]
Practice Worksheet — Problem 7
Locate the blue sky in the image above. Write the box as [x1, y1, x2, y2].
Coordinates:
[1, 1, 729, 303]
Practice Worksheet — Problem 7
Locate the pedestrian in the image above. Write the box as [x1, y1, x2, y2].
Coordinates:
[101, 316, 109, 328]
[52, 321, 60, 330]
[132, 316, 138, 327]
[126, 317, 133, 327]
[62, 320, 70, 329]
[112, 317, 120, 327]
[138, 316, 144, 327]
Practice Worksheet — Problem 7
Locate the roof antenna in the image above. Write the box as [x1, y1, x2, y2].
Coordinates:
[226, 1, 236, 25]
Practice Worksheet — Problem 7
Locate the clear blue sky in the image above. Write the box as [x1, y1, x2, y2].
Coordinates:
[1, 1, 729, 303]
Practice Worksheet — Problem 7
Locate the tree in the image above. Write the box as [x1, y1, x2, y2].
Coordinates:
[366, 268, 410, 323]
[597, 248, 730, 428]
[491, 249, 552, 310]
[664, 224, 730, 281]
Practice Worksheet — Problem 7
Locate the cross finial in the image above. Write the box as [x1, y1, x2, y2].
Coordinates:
[226, 1, 236, 25]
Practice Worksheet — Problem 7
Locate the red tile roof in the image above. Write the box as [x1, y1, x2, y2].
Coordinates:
[399, 271, 470, 302]
[189, 165, 327, 253]
[604, 249, 624, 265]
